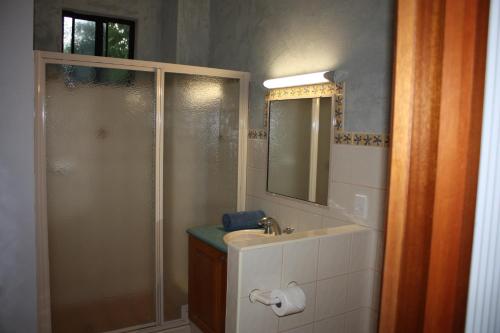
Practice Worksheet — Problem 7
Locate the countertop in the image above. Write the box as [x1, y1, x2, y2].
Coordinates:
[187, 224, 228, 253]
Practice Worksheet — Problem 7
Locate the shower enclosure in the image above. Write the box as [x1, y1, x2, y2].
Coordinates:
[34, 51, 249, 333]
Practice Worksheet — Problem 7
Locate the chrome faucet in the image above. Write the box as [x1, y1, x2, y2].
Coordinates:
[258, 216, 282, 235]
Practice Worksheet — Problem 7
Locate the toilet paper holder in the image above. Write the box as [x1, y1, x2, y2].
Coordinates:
[248, 282, 298, 306]
[249, 290, 281, 306]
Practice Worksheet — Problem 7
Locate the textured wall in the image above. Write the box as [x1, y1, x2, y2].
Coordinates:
[176, 0, 210, 66]
[208, 0, 395, 131]
[0, 0, 37, 332]
[34, 0, 178, 63]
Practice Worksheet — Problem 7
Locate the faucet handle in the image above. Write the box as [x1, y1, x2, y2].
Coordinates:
[258, 216, 272, 226]
[283, 227, 295, 234]
[258, 217, 274, 234]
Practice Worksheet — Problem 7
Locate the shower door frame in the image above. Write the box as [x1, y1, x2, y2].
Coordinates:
[34, 51, 249, 333]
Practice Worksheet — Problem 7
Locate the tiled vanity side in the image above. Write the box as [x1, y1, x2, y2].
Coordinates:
[226, 225, 380, 333]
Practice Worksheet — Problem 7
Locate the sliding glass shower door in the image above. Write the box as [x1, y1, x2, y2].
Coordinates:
[162, 74, 240, 321]
[44, 64, 157, 333]
[37, 52, 248, 333]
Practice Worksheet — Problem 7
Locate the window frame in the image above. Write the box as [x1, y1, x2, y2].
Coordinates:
[61, 10, 135, 59]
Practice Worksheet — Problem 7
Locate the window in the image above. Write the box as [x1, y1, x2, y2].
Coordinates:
[62, 11, 135, 59]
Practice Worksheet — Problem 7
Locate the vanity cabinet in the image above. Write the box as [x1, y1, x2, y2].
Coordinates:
[188, 235, 227, 333]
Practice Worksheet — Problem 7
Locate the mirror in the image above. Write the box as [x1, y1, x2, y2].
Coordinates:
[266, 87, 336, 206]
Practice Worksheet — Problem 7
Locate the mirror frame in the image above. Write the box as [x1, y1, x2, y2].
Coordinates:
[264, 82, 345, 205]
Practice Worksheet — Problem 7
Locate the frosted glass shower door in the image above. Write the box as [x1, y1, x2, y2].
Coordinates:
[162, 74, 240, 321]
[44, 64, 157, 333]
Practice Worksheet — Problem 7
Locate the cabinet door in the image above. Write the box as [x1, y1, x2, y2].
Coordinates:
[188, 235, 227, 333]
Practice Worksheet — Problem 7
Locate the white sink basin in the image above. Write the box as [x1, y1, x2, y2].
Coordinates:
[223, 229, 272, 244]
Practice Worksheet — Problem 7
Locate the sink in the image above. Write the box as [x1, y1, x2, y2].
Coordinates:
[223, 229, 273, 244]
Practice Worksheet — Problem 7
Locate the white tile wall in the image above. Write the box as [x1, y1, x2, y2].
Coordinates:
[346, 270, 374, 311]
[239, 297, 279, 333]
[332, 145, 388, 189]
[350, 231, 378, 271]
[314, 314, 346, 333]
[282, 239, 319, 286]
[315, 275, 348, 320]
[283, 324, 315, 333]
[317, 234, 351, 280]
[240, 245, 283, 297]
[228, 226, 381, 333]
[237, 140, 389, 333]
[345, 308, 378, 333]
[226, 245, 241, 333]
[278, 282, 316, 331]
[245, 140, 388, 233]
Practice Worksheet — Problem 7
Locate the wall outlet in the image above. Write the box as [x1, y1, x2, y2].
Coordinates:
[353, 194, 368, 219]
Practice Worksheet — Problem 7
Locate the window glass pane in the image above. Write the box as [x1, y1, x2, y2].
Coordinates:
[63, 17, 72, 53]
[74, 19, 96, 55]
[102, 22, 107, 56]
[107, 22, 130, 59]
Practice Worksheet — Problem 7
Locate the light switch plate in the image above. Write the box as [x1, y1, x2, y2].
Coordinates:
[353, 194, 368, 219]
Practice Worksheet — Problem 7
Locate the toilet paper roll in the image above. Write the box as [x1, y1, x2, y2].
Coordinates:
[270, 286, 306, 317]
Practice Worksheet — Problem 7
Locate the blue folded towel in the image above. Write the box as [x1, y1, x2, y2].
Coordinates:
[222, 210, 266, 232]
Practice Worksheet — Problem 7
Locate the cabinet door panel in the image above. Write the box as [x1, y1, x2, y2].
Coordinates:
[188, 236, 227, 333]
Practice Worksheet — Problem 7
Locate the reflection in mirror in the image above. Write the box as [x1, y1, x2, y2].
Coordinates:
[267, 97, 332, 205]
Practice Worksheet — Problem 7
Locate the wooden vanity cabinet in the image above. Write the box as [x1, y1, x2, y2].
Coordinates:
[188, 235, 227, 333]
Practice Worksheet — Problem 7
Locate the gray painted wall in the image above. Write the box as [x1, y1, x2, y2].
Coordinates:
[0, 0, 37, 332]
[34, 0, 394, 130]
[34, 0, 178, 63]
[176, 0, 210, 66]
[33, 0, 211, 66]
[208, 0, 395, 131]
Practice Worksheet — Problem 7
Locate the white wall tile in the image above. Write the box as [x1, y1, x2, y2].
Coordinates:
[282, 239, 319, 286]
[371, 271, 381, 310]
[260, 197, 281, 217]
[321, 216, 350, 228]
[345, 308, 377, 333]
[226, 246, 240, 332]
[350, 147, 388, 189]
[350, 230, 377, 271]
[282, 324, 314, 333]
[330, 183, 387, 231]
[273, 203, 301, 228]
[351, 185, 386, 231]
[375, 231, 385, 271]
[240, 245, 283, 297]
[294, 209, 323, 232]
[245, 194, 257, 211]
[315, 275, 348, 320]
[239, 297, 279, 333]
[346, 270, 374, 311]
[332, 144, 354, 184]
[278, 282, 316, 331]
[313, 314, 346, 333]
[247, 167, 267, 197]
[247, 139, 268, 170]
[247, 194, 280, 219]
[317, 234, 351, 280]
[329, 182, 354, 222]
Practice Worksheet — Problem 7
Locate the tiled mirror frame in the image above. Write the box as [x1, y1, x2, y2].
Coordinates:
[249, 82, 390, 148]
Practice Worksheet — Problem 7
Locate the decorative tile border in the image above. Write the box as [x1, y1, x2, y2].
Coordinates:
[248, 129, 267, 140]
[332, 84, 390, 147]
[249, 81, 390, 147]
[334, 132, 390, 147]
[265, 82, 343, 101]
